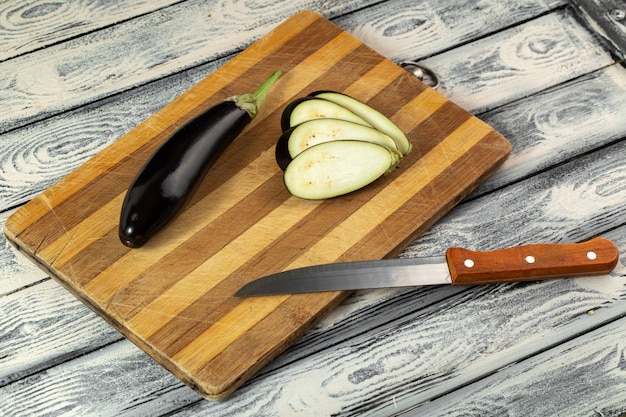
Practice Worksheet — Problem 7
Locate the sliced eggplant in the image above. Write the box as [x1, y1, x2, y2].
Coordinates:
[281, 97, 372, 131]
[309, 91, 412, 155]
[275, 118, 401, 170]
[283, 140, 400, 200]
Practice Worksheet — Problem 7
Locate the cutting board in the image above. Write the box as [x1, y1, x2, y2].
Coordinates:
[3, 11, 510, 399]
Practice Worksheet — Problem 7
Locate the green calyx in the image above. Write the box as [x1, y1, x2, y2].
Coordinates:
[231, 70, 282, 119]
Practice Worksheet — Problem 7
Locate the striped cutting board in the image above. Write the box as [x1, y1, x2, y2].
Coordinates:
[3, 11, 511, 399]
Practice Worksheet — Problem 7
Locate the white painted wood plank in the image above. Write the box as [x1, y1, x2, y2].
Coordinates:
[416, 314, 626, 416]
[0, 0, 574, 135]
[422, 8, 616, 113]
[0, 0, 180, 61]
[336, 0, 567, 61]
[2, 124, 626, 416]
[0, 279, 122, 385]
[0, 0, 377, 133]
[0, 341, 196, 417]
[0, 210, 47, 296]
[474, 63, 626, 196]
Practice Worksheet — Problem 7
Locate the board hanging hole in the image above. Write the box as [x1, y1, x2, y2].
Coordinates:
[400, 61, 440, 89]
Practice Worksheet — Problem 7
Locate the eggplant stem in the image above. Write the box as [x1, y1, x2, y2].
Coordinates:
[232, 70, 282, 119]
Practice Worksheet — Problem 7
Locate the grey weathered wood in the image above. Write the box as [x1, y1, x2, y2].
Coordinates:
[0, 279, 122, 386]
[0, 1, 181, 61]
[422, 8, 616, 113]
[0, 6, 611, 214]
[0, 57, 225, 212]
[0, 210, 47, 296]
[0, 0, 569, 134]
[474, 63, 626, 196]
[571, 0, 626, 59]
[417, 311, 626, 415]
[4, 4, 622, 390]
[0, 341, 194, 416]
[334, 0, 567, 61]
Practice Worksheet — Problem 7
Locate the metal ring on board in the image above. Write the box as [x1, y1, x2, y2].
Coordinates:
[400, 61, 440, 89]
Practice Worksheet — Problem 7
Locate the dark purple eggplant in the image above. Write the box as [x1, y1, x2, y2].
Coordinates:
[119, 70, 281, 248]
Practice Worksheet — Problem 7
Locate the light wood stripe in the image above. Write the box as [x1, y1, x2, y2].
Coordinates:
[172, 295, 289, 371]
[394, 87, 450, 129]
[343, 59, 406, 98]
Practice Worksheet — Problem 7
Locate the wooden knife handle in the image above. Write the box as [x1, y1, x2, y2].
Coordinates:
[446, 238, 619, 285]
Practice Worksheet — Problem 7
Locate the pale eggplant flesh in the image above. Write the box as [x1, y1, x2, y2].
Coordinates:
[275, 118, 401, 170]
[283, 140, 400, 200]
[280, 96, 372, 131]
[309, 90, 412, 155]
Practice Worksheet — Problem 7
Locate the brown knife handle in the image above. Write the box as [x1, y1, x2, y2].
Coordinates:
[447, 238, 619, 285]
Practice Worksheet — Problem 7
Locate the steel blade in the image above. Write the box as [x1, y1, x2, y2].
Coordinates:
[234, 256, 451, 296]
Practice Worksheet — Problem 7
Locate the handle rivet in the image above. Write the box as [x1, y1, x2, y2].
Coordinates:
[587, 251, 597, 260]
[464, 259, 475, 268]
[525, 255, 536, 264]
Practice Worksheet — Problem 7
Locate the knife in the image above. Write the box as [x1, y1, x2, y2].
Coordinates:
[234, 238, 619, 296]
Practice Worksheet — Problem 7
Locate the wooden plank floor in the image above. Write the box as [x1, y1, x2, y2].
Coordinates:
[1, 0, 625, 415]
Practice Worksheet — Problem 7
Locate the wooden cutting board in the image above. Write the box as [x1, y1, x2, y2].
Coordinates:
[3, 11, 510, 399]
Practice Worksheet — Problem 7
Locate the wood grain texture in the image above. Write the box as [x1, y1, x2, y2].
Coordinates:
[0, 3, 598, 215]
[418, 315, 626, 416]
[0, 56, 226, 212]
[422, 8, 615, 113]
[0, 279, 121, 386]
[2, 147, 625, 414]
[0, 0, 180, 61]
[571, 0, 626, 59]
[2, 11, 510, 399]
[336, 0, 567, 61]
[475, 63, 626, 196]
[0, 210, 47, 296]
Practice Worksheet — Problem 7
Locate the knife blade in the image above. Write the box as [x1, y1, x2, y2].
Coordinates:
[234, 238, 619, 296]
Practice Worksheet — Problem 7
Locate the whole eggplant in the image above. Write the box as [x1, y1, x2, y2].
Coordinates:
[119, 71, 281, 248]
